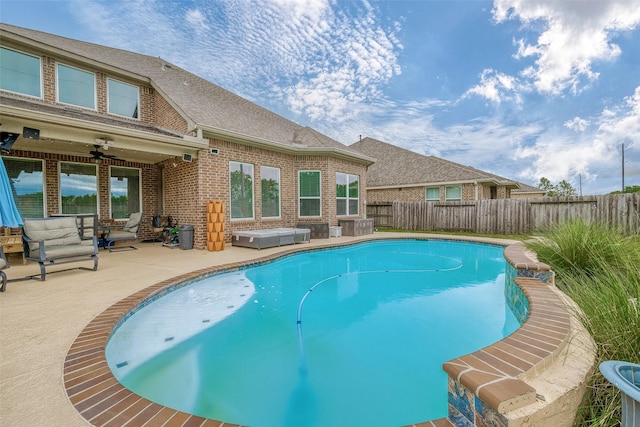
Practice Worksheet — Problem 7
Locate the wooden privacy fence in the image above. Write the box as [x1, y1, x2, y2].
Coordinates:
[367, 194, 640, 235]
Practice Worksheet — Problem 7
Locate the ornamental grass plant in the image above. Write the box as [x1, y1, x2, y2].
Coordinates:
[526, 220, 640, 427]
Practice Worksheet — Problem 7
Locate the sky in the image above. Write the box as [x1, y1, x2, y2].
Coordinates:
[2, 0, 640, 195]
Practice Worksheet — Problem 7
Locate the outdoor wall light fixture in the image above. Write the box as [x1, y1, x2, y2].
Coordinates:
[94, 137, 114, 149]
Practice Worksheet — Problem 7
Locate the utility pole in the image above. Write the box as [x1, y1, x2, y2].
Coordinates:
[579, 174, 582, 196]
[622, 143, 625, 193]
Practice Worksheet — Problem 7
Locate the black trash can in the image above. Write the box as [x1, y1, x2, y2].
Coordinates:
[178, 225, 194, 250]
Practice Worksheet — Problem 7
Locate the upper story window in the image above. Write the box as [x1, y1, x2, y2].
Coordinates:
[299, 170, 321, 217]
[57, 63, 96, 109]
[230, 161, 254, 220]
[260, 166, 280, 218]
[426, 187, 440, 201]
[107, 78, 139, 119]
[445, 186, 462, 201]
[336, 172, 359, 216]
[0, 47, 42, 98]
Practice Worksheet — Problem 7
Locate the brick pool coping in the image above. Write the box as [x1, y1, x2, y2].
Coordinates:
[63, 237, 567, 427]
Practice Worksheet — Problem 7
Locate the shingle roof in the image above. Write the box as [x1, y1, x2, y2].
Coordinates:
[0, 23, 360, 155]
[512, 182, 546, 195]
[349, 137, 520, 188]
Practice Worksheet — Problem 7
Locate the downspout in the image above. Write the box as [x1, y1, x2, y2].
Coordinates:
[474, 181, 478, 200]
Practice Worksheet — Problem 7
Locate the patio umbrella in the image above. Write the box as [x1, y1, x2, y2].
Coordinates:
[0, 157, 23, 228]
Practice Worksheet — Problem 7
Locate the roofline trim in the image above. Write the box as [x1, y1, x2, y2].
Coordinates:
[197, 124, 376, 165]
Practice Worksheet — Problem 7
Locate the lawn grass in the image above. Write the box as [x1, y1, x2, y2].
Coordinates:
[525, 220, 640, 427]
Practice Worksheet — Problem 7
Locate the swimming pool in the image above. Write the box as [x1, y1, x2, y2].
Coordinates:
[106, 239, 521, 426]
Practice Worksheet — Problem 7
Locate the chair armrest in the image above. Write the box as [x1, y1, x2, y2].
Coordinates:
[21, 233, 47, 261]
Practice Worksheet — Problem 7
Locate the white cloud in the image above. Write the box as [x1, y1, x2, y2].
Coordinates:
[72, 0, 401, 122]
[463, 69, 525, 104]
[564, 117, 589, 132]
[598, 86, 640, 140]
[513, 85, 640, 190]
[185, 9, 209, 33]
[493, 0, 640, 95]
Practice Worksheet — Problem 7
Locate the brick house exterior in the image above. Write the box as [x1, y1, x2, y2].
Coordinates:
[349, 137, 530, 203]
[0, 24, 373, 249]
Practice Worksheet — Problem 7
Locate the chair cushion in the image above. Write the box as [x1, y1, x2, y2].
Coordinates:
[23, 217, 81, 251]
[32, 244, 96, 259]
[123, 212, 142, 232]
[106, 230, 136, 241]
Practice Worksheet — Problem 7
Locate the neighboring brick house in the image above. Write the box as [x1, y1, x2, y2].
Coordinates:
[349, 137, 528, 203]
[0, 23, 374, 249]
[510, 182, 546, 198]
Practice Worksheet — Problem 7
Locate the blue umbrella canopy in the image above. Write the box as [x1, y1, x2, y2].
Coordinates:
[0, 156, 23, 228]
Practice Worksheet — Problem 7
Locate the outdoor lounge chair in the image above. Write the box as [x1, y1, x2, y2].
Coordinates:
[102, 212, 143, 252]
[0, 245, 8, 292]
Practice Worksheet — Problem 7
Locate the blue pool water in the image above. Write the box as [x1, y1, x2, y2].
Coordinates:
[106, 239, 520, 427]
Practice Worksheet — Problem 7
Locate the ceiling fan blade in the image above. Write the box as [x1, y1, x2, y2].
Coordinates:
[89, 145, 126, 162]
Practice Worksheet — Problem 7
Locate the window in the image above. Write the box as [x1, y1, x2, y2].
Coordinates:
[445, 186, 462, 200]
[110, 166, 141, 219]
[230, 162, 254, 219]
[3, 157, 45, 218]
[108, 78, 139, 118]
[299, 171, 321, 217]
[0, 47, 41, 97]
[336, 172, 359, 216]
[260, 166, 280, 218]
[426, 187, 440, 201]
[60, 162, 98, 214]
[57, 63, 96, 109]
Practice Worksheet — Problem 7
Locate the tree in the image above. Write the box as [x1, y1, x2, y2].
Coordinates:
[610, 185, 640, 194]
[556, 180, 577, 196]
[536, 177, 577, 197]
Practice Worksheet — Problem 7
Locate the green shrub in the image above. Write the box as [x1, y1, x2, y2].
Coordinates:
[526, 220, 640, 427]
[526, 219, 640, 279]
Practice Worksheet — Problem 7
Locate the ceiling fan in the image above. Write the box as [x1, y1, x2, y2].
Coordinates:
[89, 144, 124, 162]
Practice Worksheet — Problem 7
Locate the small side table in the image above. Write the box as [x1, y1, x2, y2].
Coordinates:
[0, 235, 26, 264]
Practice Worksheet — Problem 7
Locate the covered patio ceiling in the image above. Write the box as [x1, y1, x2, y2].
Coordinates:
[0, 101, 208, 165]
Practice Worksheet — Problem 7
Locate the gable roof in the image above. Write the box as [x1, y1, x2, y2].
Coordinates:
[349, 137, 520, 188]
[511, 182, 546, 195]
[0, 23, 372, 163]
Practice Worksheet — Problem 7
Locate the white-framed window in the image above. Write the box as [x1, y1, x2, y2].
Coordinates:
[260, 165, 280, 218]
[426, 187, 440, 201]
[299, 170, 321, 217]
[60, 162, 98, 214]
[0, 47, 42, 98]
[107, 78, 139, 119]
[230, 161, 254, 220]
[445, 186, 462, 201]
[3, 157, 45, 218]
[336, 172, 359, 216]
[56, 63, 96, 109]
[110, 166, 141, 220]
